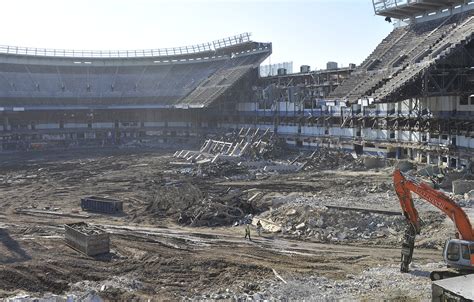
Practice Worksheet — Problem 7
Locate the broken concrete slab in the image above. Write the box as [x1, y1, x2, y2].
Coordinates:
[252, 217, 282, 233]
[418, 165, 442, 177]
[464, 190, 474, 201]
[263, 163, 304, 173]
[452, 180, 474, 195]
[363, 157, 385, 169]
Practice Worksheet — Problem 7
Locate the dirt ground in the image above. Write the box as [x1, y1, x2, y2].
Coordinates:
[0, 149, 445, 300]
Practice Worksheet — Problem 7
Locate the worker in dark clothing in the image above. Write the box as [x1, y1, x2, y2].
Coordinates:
[244, 223, 251, 241]
[256, 220, 262, 236]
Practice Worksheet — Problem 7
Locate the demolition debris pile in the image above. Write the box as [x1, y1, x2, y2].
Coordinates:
[254, 194, 447, 247]
[174, 128, 277, 163]
[195, 262, 440, 301]
[260, 203, 406, 243]
[300, 149, 366, 171]
[173, 128, 305, 175]
[0, 149, 462, 300]
[172, 128, 386, 179]
[133, 181, 261, 227]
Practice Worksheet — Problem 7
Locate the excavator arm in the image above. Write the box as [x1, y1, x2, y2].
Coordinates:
[394, 169, 474, 241]
[393, 169, 474, 273]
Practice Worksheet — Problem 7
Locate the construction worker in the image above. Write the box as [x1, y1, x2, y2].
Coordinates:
[256, 220, 262, 237]
[244, 223, 251, 241]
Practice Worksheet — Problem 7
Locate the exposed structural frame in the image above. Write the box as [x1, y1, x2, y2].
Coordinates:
[381, 38, 474, 102]
[0, 33, 252, 59]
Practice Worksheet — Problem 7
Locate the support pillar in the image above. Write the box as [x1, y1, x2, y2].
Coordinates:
[3, 116, 9, 131]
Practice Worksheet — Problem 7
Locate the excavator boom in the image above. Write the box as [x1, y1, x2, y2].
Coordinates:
[393, 169, 474, 275]
[393, 169, 474, 241]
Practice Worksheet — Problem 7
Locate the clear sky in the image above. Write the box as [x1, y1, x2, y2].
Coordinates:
[0, 0, 393, 70]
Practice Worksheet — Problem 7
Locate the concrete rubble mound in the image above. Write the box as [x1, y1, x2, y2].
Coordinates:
[134, 181, 260, 227]
[299, 149, 365, 171]
[260, 202, 406, 242]
[412, 163, 474, 193]
[255, 196, 447, 247]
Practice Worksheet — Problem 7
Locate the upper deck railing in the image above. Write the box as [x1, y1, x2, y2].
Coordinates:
[0, 33, 252, 59]
[373, 0, 411, 13]
[373, 0, 469, 16]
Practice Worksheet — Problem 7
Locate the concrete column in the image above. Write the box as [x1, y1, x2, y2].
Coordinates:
[3, 116, 9, 131]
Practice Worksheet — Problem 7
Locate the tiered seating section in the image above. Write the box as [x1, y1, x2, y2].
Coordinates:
[374, 15, 474, 101]
[180, 54, 266, 107]
[0, 42, 270, 108]
[330, 11, 474, 102]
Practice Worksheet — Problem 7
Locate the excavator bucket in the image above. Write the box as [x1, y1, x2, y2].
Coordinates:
[400, 223, 416, 273]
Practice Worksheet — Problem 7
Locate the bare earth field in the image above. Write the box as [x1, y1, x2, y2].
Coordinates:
[0, 149, 447, 301]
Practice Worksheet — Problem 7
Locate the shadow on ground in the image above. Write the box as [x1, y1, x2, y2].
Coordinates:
[0, 228, 32, 264]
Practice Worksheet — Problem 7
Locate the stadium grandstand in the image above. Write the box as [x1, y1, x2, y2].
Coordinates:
[235, 0, 473, 168]
[0, 33, 271, 150]
[0, 0, 473, 169]
[330, 2, 474, 103]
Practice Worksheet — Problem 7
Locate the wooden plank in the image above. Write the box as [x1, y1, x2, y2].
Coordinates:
[14, 209, 90, 219]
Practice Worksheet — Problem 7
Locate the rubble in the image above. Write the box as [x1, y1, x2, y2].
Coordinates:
[396, 160, 415, 172]
[410, 162, 474, 192]
[363, 157, 386, 169]
[5, 292, 102, 302]
[254, 195, 447, 247]
[174, 128, 278, 163]
[134, 181, 261, 227]
[300, 149, 365, 171]
[465, 190, 474, 201]
[0, 148, 461, 300]
[258, 202, 407, 243]
[452, 179, 474, 195]
[191, 263, 444, 301]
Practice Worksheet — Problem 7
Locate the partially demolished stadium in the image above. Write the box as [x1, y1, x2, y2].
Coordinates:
[0, 2, 473, 167]
[1, 1, 474, 300]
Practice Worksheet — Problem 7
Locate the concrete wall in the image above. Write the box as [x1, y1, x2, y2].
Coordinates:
[144, 122, 166, 127]
[36, 123, 59, 130]
[64, 123, 88, 129]
[457, 135, 474, 148]
[168, 122, 189, 127]
[92, 122, 114, 129]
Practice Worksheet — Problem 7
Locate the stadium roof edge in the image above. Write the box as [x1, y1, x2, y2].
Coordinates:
[0, 33, 271, 59]
[373, 0, 474, 19]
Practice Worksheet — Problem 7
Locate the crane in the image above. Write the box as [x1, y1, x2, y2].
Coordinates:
[393, 169, 474, 280]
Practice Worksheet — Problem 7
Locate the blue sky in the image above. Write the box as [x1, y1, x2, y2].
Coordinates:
[0, 0, 393, 70]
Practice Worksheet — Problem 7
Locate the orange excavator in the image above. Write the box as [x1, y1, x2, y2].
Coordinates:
[393, 169, 474, 280]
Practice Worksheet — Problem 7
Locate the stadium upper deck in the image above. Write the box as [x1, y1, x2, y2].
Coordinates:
[373, 0, 469, 18]
[0, 33, 271, 110]
[330, 8, 474, 103]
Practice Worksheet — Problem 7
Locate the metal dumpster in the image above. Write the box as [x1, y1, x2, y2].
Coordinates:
[432, 274, 474, 302]
[64, 222, 110, 256]
[80, 196, 123, 214]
